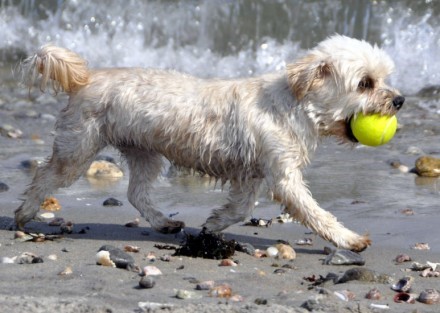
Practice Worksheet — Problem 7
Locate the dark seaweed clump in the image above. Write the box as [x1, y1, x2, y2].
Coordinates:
[174, 228, 236, 259]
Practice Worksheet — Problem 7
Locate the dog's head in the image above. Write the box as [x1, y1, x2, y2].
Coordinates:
[287, 35, 404, 143]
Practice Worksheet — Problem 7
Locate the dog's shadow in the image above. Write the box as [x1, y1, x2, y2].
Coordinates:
[0, 216, 323, 255]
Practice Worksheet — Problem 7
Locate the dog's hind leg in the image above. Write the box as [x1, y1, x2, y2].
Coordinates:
[122, 148, 185, 234]
[203, 178, 262, 232]
[14, 125, 103, 229]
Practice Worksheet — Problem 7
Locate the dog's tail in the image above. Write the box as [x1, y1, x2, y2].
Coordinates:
[22, 44, 89, 94]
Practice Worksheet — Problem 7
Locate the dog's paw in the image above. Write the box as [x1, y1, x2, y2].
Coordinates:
[345, 234, 371, 252]
[155, 220, 185, 234]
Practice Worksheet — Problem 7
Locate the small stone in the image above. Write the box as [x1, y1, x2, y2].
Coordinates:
[143, 265, 162, 276]
[58, 266, 73, 276]
[395, 254, 411, 263]
[86, 160, 123, 178]
[324, 249, 365, 266]
[47, 254, 58, 261]
[0, 182, 9, 192]
[1, 257, 16, 264]
[97, 245, 136, 270]
[124, 245, 140, 253]
[266, 246, 279, 257]
[414, 156, 440, 177]
[0, 124, 22, 138]
[254, 298, 268, 305]
[139, 276, 155, 289]
[175, 289, 202, 299]
[103, 197, 123, 206]
[196, 280, 215, 290]
[365, 288, 381, 300]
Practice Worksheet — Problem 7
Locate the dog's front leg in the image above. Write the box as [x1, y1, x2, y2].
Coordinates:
[271, 168, 371, 252]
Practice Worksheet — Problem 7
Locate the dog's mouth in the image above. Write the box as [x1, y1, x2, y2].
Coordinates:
[346, 117, 358, 143]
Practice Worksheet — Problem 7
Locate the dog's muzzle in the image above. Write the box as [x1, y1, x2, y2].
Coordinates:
[393, 96, 405, 110]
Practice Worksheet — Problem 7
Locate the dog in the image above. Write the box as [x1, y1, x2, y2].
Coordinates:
[16, 35, 404, 251]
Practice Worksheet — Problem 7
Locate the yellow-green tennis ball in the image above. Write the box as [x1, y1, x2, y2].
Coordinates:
[350, 113, 397, 146]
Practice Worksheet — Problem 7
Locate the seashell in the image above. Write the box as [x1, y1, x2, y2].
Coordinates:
[395, 254, 411, 263]
[39, 212, 55, 219]
[369, 304, 389, 310]
[393, 292, 416, 304]
[209, 284, 232, 298]
[96, 250, 116, 267]
[47, 254, 58, 261]
[124, 245, 140, 253]
[40, 196, 61, 211]
[48, 217, 65, 226]
[295, 238, 313, 246]
[102, 197, 123, 206]
[125, 218, 140, 228]
[391, 276, 414, 292]
[418, 289, 440, 304]
[365, 288, 381, 300]
[412, 242, 430, 250]
[219, 259, 237, 266]
[58, 266, 73, 276]
[175, 289, 202, 299]
[139, 276, 155, 289]
[17, 252, 43, 264]
[337, 268, 393, 284]
[324, 249, 365, 266]
[60, 221, 74, 234]
[97, 245, 136, 270]
[421, 270, 440, 278]
[275, 244, 296, 260]
[14, 231, 33, 242]
[266, 246, 279, 257]
[143, 265, 162, 276]
[196, 280, 215, 290]
[145, 252, 156, 262]
[334, 290, 356, 301]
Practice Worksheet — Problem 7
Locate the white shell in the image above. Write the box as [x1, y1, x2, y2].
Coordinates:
[266, 246, 278, 257]
[96, 250, 116, 267]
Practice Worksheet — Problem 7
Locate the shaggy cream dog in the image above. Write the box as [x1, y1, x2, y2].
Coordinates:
[16, 35, 404, 251]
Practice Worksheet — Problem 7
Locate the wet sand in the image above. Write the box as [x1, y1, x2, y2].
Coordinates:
[1, 76, 440, 312]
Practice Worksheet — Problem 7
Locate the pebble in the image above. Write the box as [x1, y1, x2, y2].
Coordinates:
[365, 288, 381, 300]
[1, 256, 17, 264]
[86, 160, 123, 178]
[395, 254, 412, 263]
[143, 265, 163, 276]
[196, 280, 215, 290]
[275, 243, 296, 260]
[58, 266, 73, 276]
[0, 182, 9, 192]
[124, 245, 140, 253]
[139, 276, 156, 289]
[0, 124, 23, 138]
[266, 246, 278, 257]
[47, 254, 58, 261]
[17, 252, 44, 264]
[414, 156, 440, 177]
[175, 289, 202, 299]
[412, 242, 430, 250]
[102, 197, 123, 206]
[40, 196, 61, 211]
[336, 268, 393, 284]
[324, 249, 365, 266]
[97, 245, 136, 270]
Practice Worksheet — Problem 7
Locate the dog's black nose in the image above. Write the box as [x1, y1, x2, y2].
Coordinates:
[392, 96, 405, 110]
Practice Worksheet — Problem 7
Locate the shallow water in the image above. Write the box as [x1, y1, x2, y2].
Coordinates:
[0, 1, 439, 252]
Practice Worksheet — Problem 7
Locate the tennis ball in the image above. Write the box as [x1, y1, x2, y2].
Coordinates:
[350, 113, 397, 146]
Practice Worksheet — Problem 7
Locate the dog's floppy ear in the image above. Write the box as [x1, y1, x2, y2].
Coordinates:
[287, 54, 332, 100]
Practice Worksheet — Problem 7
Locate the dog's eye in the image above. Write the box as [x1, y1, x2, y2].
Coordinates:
[358, 77, 374, 91]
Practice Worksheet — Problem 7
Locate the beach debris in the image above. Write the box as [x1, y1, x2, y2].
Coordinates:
[48, 217, 65, 226]
[337, 268, 393, 284]
[275, 243, 296, 260]
[393, 292, 416, 304]
[174, 229, 236, 259]
[395, 254, 412, 263]
[1, 256, 17, 264]
[413, 155, 440, 177]
[102, 197, 123, 206]
[365, 288, 382, 300]
[324, 249, 365, 266]
[412, 242, 430, 250]
[0, 182, 9, 192]
[17, 252, 43, 264]
[86, 160, 123, 178]
[244, 217, 272, 227]
[209, 284, 232, 298]
[0, 124, 22, 138]
[418, 289, 440, 304]
[139, 276, 155, 289]
[96, 245, 136, 270]
[58, 266, 73, 276]
[124, 245, 140, 253]
[14, 231, 63, 242]
[334, 290, 355, 301]
[40, 196, 61, 211]
[142, 265, 162, 276]
[196, 280, 215, 290]
[391, 276, 414, 292]
[276, 212, 293, 223]
[125, 218, 140, 228]
[175, 289, 202, 299]
[60, 221, 74, 234]
[295, 238, 313, 246]
[219, 259, 237, 266]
